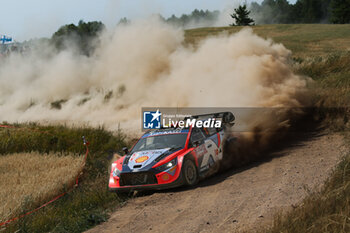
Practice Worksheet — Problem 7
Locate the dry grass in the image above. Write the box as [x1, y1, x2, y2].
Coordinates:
[0, 125, 127, 233]
[265, 148, 350, 233]
[185, 24, 350, 58]
[185, 24, 350, 233]
[0, 152, 83, 223]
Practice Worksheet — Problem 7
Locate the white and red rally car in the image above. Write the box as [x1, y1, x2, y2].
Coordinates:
[109, 112, 235, 192]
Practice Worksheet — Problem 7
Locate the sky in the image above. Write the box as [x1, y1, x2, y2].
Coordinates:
[0, 0, 297, 41]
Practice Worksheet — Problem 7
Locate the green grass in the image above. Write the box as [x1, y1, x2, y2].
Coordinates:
[0, 124, 128, 233]
[0, 124, 124, 155]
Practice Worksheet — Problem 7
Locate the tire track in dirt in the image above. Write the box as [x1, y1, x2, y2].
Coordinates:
[87, 133, 346, 233]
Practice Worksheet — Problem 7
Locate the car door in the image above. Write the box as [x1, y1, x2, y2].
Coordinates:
[204, 127, 224, 162]
[200, 128, 217, 169]
[189, 127, 215, 174]
[189, 127, 206, 171]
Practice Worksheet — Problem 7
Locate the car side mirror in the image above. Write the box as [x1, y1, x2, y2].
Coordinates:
[192, 140, 202, 148]
[122, 147, 129, 155]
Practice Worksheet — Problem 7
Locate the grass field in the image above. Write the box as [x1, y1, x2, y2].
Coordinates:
[185, 24, 350, 58]
[0, 125, 127, 232]
[0, 152, 83, 223]
[1, 24, 350, 233]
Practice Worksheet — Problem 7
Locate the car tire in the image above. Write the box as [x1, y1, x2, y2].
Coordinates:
[182, 158, 199, 186]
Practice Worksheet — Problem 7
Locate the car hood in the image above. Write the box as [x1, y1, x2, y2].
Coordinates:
[126, 148, 172, 171]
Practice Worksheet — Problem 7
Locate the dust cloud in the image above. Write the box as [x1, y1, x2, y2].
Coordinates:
[0, 18, 309, 140]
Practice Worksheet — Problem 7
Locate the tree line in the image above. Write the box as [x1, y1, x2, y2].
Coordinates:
[116, 0, 348, 26]
[162, 0, 349, 25]
[251, 0, 349, 24]
[164, 9, 220, 27]
[49, 0, 349, 55]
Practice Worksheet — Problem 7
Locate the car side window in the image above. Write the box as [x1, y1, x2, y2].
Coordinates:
[201, 128, 209, 137]
[190, 128, 206, 146]
[202, 127, 217, 137]
[208, 127, 218, 135]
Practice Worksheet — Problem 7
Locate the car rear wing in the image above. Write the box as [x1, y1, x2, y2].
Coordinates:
[184, 112, 235, 125]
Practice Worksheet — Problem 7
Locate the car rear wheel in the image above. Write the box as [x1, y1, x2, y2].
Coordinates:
[182, 158, 198, 186]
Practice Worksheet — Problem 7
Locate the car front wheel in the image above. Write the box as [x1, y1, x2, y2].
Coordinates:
[182, 158, 198, 186]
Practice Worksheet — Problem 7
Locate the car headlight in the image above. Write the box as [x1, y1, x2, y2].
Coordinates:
[112, 167, 121, 177]
[156, 158, 177, 172]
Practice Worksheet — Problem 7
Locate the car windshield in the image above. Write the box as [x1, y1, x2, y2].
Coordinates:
[131, 133, 188, 153]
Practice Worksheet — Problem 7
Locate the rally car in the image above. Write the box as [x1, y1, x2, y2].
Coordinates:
[109, 112, 235, 192]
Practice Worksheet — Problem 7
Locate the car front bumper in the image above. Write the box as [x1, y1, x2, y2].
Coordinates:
[109, 171, 184, 193]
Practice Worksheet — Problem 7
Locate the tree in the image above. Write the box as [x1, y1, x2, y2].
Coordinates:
[249, 0, 334, 24]
[251, 0, 292, 24]
[165, 9, 220, 28]
[230, 4, 255, 26]
[52, 20, 105, 56]
[291, 0, 330, 23]
[275, 0, 293, 23]
[331, 0, 350, 23]
[301, 0, 323, 23]
[117, 17, 130, 26]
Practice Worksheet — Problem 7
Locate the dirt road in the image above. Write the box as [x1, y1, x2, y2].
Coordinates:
[87, 133, 346, 233]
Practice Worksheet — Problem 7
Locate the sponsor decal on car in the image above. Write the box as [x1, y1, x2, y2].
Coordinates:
[127, 148, 171, 169]
[145, 129, 188, 137]
[161, 173, 170, 181]
[135, 156, 149, 163]
[194, 144, 208, 158]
